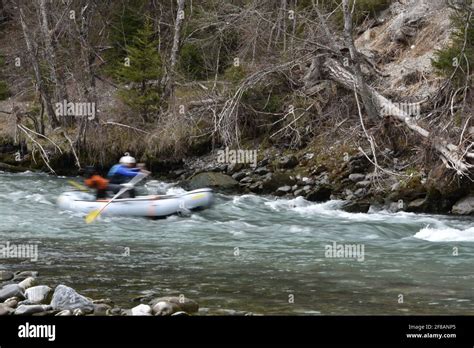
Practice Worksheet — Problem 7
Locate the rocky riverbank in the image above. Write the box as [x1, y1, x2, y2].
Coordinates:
[175, 146, 474, 216]
[0, 270, 200, 316]
[1, 139, 473, 216]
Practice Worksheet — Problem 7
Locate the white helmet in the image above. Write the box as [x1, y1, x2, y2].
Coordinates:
[119, 152, 136, 165]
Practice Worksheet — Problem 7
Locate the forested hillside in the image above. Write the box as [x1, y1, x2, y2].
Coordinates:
[0, 0, 473, 213]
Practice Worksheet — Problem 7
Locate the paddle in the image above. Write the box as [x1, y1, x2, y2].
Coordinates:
[68, 180, 89, 192]
[85, 171, 149, 223]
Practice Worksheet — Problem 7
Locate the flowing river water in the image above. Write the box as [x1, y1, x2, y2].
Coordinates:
[0, 171, 473, 315]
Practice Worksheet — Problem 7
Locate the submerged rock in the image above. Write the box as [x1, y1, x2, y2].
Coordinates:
[0, 270, 14, 282]
[50, 285, 94, 313]
[150, 296, 199, 314]
[13, 271, 38, 282]
[452, 196, 474, 215]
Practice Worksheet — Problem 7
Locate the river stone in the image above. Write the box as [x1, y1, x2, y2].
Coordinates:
[227, 162, 244, 174]
[451, 196, 474, 215]
[261, 172, 296, 193]
[4, 297, 19, 308]
[254, 167, 269, 175]
[275, 186, 292, 196]
[18, 277, 36, 290]
[248, 181, 263, 193]
[0, 270, 14, 281]
[25, 285, 52, 304]
[92, 303, 112, 316]
[342, 201, 371, 213]
[150, 296, 199, 314]
[232, 171, 247, 181]
[55, 310, 72, 316]
[73, 308, 85, 316]
[171, 311, 189, 316]
[305, 185, 332, 202]
[0, 284, 25, 301]
[131, 304, 152, 316]
[13, 271, 38, 282]
[348, 173, 366, 182]
[185, 172, 238, 192]
[356, 180, 371, 188]
[152, 301, 181, 316]
[277, 155, 298, 169]
[14, 304, 51, 315]
[0, 303, 14, 315]
[50, 285, 94, 313]
[239, 175, 253, 184]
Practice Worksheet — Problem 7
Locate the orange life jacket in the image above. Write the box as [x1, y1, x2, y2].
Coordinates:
[84, 175, 109, 190]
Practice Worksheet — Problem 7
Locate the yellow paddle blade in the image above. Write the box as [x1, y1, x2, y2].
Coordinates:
[68, 180, 88, 192]
[85, 209, 101, 224]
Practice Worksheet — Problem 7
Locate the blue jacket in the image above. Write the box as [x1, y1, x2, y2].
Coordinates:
[107, 164, 140, 184]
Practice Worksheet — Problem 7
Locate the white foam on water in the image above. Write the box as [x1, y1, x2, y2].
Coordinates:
[414, 226, 474, 242]
[264, 197, 452, 228]
[24, 193, 53, 205]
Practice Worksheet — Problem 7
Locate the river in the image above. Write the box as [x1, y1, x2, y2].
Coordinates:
[0, 171, 473, 315]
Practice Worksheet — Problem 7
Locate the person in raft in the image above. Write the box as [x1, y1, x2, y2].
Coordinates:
[107, 153, 150, 198]
[83, 166, 121, 200]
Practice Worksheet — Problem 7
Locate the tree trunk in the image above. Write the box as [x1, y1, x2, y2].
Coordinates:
[341, 0, 378, 122]
[38, 0, 67, 105]
[19, 8, 59, 129]
[164, 0, 186, 99]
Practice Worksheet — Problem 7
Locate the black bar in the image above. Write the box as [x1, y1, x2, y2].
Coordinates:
[0, 316, 473, 346]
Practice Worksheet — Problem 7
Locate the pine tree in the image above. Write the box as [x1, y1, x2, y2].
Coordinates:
[117, 20, 162, 122]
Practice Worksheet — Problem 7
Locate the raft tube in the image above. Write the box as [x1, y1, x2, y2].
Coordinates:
[57, 188, 214, 218]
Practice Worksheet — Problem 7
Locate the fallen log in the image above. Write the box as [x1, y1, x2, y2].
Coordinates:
[320, 57, 473, 176]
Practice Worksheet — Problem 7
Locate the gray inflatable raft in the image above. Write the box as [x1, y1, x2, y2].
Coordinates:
[57, 188, 214, 218]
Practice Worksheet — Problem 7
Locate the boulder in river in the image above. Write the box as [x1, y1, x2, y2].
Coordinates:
[185, 172, 238, 192]
[131, 304, 152, 316]
[305, 185, 332, 202]
[25, 285, 52, 304]
[50, 285, 94, 313]
[18, 277, 36, 290]
[451, 196, 474, 215]
[0, 284, 25, 301]
[342, 201, 371, 213]
[150, 296, 199, 314]
[14, 304, 51, 315]
[0, 270, 14, 281]
[13, 271, 38, 283]
[0, 303, 14, 316]
[151, 301, 181, 316]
